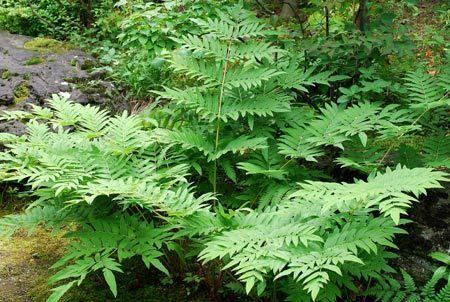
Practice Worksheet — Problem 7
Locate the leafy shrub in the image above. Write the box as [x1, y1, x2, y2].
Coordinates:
[0, 0, 83, 37]
[0, 93, 214, 300]
[91, 0, 237, 98]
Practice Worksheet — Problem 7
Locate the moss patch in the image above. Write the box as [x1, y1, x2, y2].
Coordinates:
[24, 56, 45, 65]
[1, 70, 12, 80]
[0, 224, 208, 302]
[0, 228, 68, 302]
[24, 37, 71, 54]
[13, 81, 30, 103]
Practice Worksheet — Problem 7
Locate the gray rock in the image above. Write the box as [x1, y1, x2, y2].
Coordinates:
[0, 31, 118, 136]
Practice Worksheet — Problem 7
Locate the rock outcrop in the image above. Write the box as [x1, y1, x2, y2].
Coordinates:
[0, 31, 115, 135]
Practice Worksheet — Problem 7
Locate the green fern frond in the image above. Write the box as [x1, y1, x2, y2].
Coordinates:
[191, 11, 269, 41]
[335, 140, 383, 173]
[104, 111, 151, 155]
[75, 103, 110, 138]
[278, 126, 324, 162]
[403, 69, 449, 110]
[0, 109, 33, 121]
[223, 66, 282, 90]
[169, 54, 223, 86]
[400, 269, 417, 292]
[0, 132, 20, 144]
[215, 135, 267, 159]
[436, 281, 450, 301]
[293, 165, 448, 224]
[422, 132, 450, 168]
[162, 128, 215, 158]
[237, 150, 288, 180]
[47, 93, 80, 126]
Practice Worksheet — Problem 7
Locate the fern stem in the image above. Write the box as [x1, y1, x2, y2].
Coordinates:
[377, 107, 430, 167]
[377, 91, 448, 167]
[213, 40, 233, 193]
[280, 158, 294, 169]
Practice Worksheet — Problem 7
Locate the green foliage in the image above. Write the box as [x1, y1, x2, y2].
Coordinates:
[198, 165, 446, 299]
[153, 3, 291, 191]
[0, 0, 84, 37]
[90, 0, 236, 98]
[404, 69, 449, 111]
[0, 2, 449, 302]
[365, 253, 450, 302]
[0, 93, 214, 300]
[278, 102, 413, 162]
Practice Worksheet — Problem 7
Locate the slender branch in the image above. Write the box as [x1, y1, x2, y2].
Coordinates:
[254, 0, 275, 15]
[29, 4, 55, 29]
[325, 6, 330, 37]
[376, 109, 429, 166]
[280, 158, 294, 169]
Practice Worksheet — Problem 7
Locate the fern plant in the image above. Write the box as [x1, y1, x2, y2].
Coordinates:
[154, 4, 291, 193]
[146, 5, 450, 301]
[196, 165, 447, 300]
[365, 252, 450, 302]
[0, 93, 213, 301]
[1, 4, 449, 302]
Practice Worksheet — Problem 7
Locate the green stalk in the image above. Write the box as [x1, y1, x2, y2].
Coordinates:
[212, 40, 233, 193]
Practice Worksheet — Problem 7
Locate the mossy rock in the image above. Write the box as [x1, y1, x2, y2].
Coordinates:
[13, 81, 30, 103]
[24, 56, 45, 65]
[24, 37, 71, 54]
[1, 70, 12, 80]
[81, 59, 96, 70]
[22, 73, 31, 81]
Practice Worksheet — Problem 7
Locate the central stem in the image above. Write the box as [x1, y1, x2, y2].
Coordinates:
[213, 41, 232, 194]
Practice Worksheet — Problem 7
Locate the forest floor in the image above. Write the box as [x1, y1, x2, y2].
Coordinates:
[0, 219, 67, 302]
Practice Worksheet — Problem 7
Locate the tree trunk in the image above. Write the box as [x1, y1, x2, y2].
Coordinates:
[280, 0, 298, 19]
[79, 0, 94, 28]
[355, 0, 367, 32]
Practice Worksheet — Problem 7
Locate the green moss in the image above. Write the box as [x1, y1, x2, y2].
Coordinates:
[24, 56, 45, 65]
[81, 59, 96, 70]
[1, 70, 12, 80]
[0, 227, 68, 302]
[0, 217, 209, 302]
[13, 82, 30, 103]
[24, 37, 71, 54]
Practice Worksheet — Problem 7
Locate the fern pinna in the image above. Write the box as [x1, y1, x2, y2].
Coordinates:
[0, 4, 449, 302]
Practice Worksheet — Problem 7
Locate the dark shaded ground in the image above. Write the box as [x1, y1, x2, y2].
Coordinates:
[395, 185, 450, 284]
